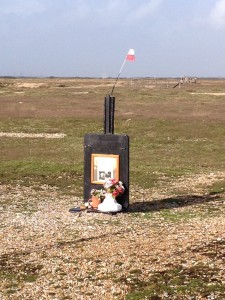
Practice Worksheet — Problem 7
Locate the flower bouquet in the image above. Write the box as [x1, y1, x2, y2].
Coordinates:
[90, 188, 105, 209]
[103, 179, 125, 198]
[98, 179, 125, 212]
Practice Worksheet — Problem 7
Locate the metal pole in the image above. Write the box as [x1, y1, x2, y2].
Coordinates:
[110, 57, 126, 95]
[104, 95, 115, 134]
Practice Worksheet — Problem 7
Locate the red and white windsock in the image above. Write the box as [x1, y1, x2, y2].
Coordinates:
[111, 48, 136, 95]
[126, 49, 135, 61]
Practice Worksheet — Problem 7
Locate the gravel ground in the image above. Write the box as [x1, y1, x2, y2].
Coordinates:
[0, 173, 225, 300]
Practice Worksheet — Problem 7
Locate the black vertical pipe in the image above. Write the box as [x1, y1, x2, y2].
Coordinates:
[104, 95, 115, 134]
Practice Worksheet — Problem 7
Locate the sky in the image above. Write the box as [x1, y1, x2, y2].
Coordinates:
[1, 0, 225, 78]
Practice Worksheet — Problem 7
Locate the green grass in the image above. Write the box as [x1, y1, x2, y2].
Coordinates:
[0, 254, 42, 296]
[209, 180, 225, 194]
[125, 264, 225, 300]
[1, 78, 225, 194]
[129, 204, 221, 223]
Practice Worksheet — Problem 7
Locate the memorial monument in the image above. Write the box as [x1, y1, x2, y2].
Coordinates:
[83, 49, 135, 212]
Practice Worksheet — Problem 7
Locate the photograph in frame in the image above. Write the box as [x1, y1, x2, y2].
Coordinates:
[91, 154, 119, 184]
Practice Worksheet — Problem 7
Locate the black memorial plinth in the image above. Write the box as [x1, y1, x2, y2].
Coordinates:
[83, 95, 129, 211]
[84, 133, 129, 210]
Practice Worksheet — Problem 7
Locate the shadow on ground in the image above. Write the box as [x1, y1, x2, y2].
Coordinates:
[129, 192, 224, 213]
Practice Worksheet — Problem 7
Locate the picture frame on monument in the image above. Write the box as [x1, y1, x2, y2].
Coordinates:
[91, 154, 119, 184]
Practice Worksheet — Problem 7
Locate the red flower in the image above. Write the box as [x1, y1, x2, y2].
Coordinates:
[103, 179, 125, 198]
[112, 190, 119, 197]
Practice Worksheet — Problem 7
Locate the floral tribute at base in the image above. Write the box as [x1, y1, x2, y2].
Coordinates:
[87, 179, 125, 212]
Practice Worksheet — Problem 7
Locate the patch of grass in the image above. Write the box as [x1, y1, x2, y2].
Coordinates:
[128, 119, 225, 187]
[158, 209, 195, 222]
[0, 160, 83, 193]
[131, 209, 196, 223]
[0, 118, 102, 193]
[130, 196, 224, 222]
[130, 269, 142, 275]
[0, 253, 43, 290]
[125, 264, 225, 300]
[209, 180, 225, 195]
[2, 78, 225, 194]
[21, 274, 38, 283]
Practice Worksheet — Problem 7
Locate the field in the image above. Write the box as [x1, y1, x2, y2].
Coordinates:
[0, 77, 225, 299]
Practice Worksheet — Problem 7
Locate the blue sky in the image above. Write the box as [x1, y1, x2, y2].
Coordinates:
[1, 0, 225, 77]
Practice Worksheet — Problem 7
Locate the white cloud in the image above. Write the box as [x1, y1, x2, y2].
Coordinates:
[209, 0, 225, 29]
[1, 0, 165, 26]
[2, 0, 46, 17]
[64, 0, 90, 22]
[65, 0, 127, 24]
[62, 0, 164, 26]
[126, 0, 164, 23]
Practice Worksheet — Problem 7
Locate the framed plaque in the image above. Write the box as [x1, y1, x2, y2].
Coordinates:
[91, 154, 119, 184]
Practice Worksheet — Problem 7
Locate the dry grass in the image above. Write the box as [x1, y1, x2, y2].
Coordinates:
[0, 77, 225, 299]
